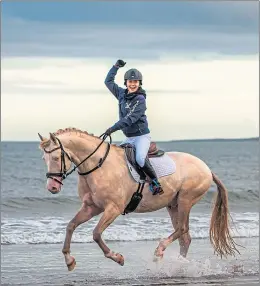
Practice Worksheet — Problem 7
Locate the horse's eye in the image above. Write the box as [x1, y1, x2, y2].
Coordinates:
[53, 156, 59, 161]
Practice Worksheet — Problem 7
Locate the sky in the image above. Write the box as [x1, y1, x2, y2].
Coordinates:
[2, 1, 259, 141]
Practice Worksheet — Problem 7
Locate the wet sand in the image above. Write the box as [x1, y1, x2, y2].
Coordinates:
[1, 237, 259, 286]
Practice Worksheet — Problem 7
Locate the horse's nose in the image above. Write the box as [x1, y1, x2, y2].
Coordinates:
[47, 178, 61, 194]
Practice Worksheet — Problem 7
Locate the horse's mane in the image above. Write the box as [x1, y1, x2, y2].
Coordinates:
[39, 127, 119, 150]
[54, 127, 99, 138]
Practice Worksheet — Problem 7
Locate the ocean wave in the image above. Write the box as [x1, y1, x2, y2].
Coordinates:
[1, 196, 80, 210]
[1, 213, 258, 245]
[1, 188, 259, 210]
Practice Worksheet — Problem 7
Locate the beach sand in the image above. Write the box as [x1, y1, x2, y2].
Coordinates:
[2, 237, 259, 286]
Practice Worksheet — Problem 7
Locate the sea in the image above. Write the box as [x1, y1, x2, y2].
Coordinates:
[1, 139, 259, 285]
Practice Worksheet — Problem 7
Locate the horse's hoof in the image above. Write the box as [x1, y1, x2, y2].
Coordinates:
[67, 257, 76, 271]
[153, 254, 163, 262]
[116, 253, 124, 266]
[153, 248, 164, 262]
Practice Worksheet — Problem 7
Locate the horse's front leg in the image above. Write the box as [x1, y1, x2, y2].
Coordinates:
[62, 203, 101, 271]
[92, 203, 124, 266]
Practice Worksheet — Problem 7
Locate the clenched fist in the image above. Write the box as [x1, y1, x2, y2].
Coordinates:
[115, 59, 126, 68]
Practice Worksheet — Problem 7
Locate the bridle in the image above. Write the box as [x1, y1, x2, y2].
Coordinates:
[43, 133, 111, 185]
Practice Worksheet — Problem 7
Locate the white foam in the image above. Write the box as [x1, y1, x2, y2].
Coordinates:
[144, 254, 249, 278]
[1, 212, 259, 245]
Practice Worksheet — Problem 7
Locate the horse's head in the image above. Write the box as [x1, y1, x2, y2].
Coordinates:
[38, 132, 73, 194]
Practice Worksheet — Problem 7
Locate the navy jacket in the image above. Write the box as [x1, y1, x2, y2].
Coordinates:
[104, 65, 150, 137]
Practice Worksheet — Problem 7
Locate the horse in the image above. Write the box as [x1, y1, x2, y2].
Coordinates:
[38, 127, 240, 271]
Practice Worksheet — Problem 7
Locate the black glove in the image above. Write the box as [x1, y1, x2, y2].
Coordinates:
[115, 59, 126, 68]
[104, 127, 114, 136]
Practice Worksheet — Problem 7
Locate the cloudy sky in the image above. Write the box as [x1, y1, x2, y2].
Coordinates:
[2, 1, 259, 141]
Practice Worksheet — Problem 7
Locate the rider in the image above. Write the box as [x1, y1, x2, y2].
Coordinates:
[104, 59, 163, 195]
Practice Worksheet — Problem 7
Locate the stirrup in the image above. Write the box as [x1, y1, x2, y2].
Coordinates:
[149, 179, 164, 195]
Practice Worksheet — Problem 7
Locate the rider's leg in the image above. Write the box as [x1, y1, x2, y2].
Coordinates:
[134, 134, 164, 195]
[133, 133, 151, 169]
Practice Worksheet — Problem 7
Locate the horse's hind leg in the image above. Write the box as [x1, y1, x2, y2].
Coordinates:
[167, 205, 191, 258]
[154, 197, 192, 260]
[92, 203, 124, 266]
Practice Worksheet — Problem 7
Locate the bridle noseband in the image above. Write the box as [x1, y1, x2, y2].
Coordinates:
[43, 134, 111, 185]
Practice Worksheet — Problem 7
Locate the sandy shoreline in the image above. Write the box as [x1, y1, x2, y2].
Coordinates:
[2, 237, 259, 285]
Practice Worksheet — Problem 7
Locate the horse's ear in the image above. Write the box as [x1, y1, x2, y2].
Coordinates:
[49, 133, 57, 144]
[38, 133, 44, 141]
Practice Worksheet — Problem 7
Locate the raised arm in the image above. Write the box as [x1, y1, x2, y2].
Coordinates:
[104, 60, 126, 100]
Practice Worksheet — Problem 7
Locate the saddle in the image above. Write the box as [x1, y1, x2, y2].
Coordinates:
[119, 142, 165, 178]
[119, 142, 165, 215]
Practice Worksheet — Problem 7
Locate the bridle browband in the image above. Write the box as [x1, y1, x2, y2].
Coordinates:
[43, 133, 111, 185]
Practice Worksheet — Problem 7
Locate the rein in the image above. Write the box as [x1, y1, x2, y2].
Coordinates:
[43, 133, 111, 184]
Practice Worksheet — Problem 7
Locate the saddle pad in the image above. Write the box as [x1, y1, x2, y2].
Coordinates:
[126, 153, 176, 183]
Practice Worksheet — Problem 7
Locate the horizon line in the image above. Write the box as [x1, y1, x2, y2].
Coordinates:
[1, 136, 258, 143]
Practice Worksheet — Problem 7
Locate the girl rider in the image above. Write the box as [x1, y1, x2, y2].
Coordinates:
[104, 59, 163, 196]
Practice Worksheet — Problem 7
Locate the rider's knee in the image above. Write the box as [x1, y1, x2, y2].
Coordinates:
[136, 155, 145, 167]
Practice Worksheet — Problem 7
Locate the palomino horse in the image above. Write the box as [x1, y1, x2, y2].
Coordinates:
[38, 128, 240, 271]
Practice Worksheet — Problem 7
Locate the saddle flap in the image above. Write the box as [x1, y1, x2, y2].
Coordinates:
[120, 143, 140, 172]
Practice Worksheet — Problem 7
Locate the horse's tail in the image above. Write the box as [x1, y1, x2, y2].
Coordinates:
[209, 172, 241, 258]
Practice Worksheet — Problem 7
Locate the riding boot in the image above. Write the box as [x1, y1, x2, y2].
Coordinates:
[140, 157, 164, 195]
